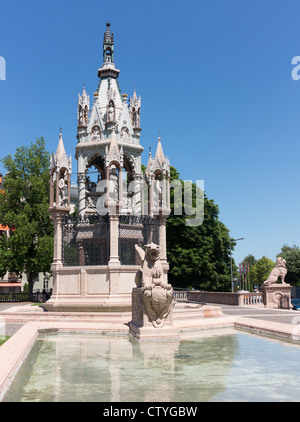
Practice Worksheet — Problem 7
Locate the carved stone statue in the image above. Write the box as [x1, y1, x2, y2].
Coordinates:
[58, 171, 68, 207]
[134, 243, 173, 328]
[264, 257, 288, 286]
[108, 101, 115, 122]
[91, 126, 101, 141]
[86, 195, 96, 209]
[262, 257, 291, 309]
[120, 126, 129, 142]
[109, 165, 118, 202]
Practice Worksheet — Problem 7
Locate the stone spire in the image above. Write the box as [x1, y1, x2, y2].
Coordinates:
[98, 21, 120, 79]
[129, 89, 141, 130]
[103, 21, 114, 62]
[55, 131, 66, 162]
[52, 130, 72, 174]
[49, 131, 72, 210]
[145, 137, 167, 176]
[78, 85, 90, 128]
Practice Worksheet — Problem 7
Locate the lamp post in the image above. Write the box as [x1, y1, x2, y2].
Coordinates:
[230, 237, 244, 292]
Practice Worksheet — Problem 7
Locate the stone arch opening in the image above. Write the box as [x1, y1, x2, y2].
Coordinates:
[85, 154, 106, 211]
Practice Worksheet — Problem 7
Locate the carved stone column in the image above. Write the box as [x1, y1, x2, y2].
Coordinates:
[78, 173, 86, 216]
[109, 213, 120, 264]
[49, 207, 70, 300]
[50, 208, 69, 267]
[159, 214, 169, 274]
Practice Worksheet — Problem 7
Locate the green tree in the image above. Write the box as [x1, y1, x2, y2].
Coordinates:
[0, 138, 54, 296]
[240, 254, 256, 291]
[277, 244, 300, 285]
[166, 166, 234, 291]
[241, 254, 257, 267]
[247, 256, 275, 288]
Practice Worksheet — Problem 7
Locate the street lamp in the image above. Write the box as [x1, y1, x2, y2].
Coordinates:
[229, 237, 244, 292]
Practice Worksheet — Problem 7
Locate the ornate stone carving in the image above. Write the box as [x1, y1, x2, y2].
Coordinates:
[264, 257, 287, 285]
[91, 125, 101, 141]
[262, 284, 292, 309]
[58, 171, 68, 207]
[120, 126, 129, 142]
[262, 257, 291, 309]
[134, 243, 173, 328]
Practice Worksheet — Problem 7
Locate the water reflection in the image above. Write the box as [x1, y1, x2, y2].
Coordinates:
[3, 329, 238, 402]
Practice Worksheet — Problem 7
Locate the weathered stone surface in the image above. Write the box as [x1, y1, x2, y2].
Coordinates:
[263, 257, 288, 285]
[262, 284, 292, 309]
[130, 243, 179, 341]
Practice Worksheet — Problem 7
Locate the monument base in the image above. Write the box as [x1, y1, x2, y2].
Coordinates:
[129, 287, 180, 342]
[262, 283, 292, 309]
[43, 294, 132, 312]
[129, 321, 180, 342]
[43, 264, 138, 312]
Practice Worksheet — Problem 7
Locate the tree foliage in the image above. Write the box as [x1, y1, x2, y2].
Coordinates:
[246, 256, 275, 288]
[241, 254, 257, 267]
[166, 166, 234, 291]
[0, 138, 53, 294]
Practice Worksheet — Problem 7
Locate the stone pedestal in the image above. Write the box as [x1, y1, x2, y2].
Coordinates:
[43, 265, 136, 312]
[262, 283, 292, 309]
[129, 287, 179, 342]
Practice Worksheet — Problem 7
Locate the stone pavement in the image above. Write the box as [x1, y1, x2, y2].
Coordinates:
[1, 302, 300, 339]
[216, 303, 300, 326]
[0, 303, 31, 337]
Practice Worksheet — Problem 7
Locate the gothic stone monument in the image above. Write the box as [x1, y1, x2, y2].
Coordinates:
[262, 257, 291, 309]
[44, 23, 171, 312]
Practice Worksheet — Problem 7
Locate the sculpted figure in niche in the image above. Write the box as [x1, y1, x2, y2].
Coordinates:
[135, 243, 173, 328]
[136, 108, 140, 128]
[109, 165, 119, 202]
[83, 106, 88, 126]
[264, 257, 288, 285]
[86, 195, 96, 209]
[58, 171, 68, 207]
[108, 101, 115, 122]
[132, 108, 137, 127]
[92, 126, 101, 141]
[121, 126, 129, 142]
[78, 106, 83, 126]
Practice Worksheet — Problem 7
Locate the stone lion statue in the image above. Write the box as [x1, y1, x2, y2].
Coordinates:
[134, 243, 173, 328]
[263, 257, 287, 286]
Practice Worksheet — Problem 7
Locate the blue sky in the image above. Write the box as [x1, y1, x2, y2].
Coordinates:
[0, 0, 300, 265]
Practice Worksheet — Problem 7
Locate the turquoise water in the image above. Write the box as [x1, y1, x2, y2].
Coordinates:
[3, 328, 300, 402]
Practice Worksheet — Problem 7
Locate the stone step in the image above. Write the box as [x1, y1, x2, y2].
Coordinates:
[173, 304, 223, 319]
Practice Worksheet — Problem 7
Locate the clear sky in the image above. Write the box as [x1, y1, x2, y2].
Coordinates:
[0, 0, 300, 265]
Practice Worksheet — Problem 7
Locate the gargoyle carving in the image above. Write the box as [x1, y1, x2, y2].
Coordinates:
[135, 243, 173, 328]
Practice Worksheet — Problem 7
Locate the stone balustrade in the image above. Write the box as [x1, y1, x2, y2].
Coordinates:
[173, 290, 263, 307]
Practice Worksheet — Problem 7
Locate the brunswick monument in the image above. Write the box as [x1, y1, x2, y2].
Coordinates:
[44, 23, 172, 319]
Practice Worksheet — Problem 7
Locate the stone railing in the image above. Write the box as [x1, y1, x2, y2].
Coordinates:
[173, 290, 188, 302]
[242, 292, 263, 306]
[173, 289, 263, 307]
